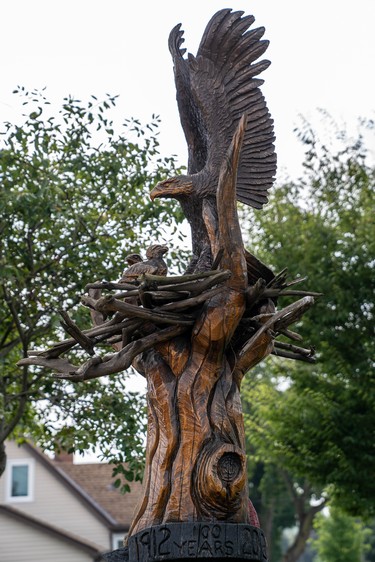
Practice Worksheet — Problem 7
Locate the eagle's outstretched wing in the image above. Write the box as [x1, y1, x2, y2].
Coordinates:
[169, 9, 276, 209]
[168, 23, 207, 174]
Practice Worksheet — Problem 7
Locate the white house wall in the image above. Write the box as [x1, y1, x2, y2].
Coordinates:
[0, 511, 96, 562]
[0, 441, 110, 551]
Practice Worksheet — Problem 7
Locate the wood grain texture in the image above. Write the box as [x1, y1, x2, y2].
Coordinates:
[127, 116, 255, 536]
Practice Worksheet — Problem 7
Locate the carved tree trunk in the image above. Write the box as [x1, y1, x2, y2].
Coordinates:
[128, 116, 267, 537]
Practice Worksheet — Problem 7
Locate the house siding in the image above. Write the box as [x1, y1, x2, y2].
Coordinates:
[0, 511, 97, 562]
[0, 441, 110, 551]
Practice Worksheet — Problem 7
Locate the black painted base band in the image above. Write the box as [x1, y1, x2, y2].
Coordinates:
[101, 522, 268, 562]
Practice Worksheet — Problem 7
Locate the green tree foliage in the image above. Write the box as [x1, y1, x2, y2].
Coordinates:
[311, 506, 370, 562]
[0, 88, 185, 481]
[244, 366, 327, 562]
[248, 460, 295, 562]
[243, 118, 374, 560]
[245, 118, 375, 515]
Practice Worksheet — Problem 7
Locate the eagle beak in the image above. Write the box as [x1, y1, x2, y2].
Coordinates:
[150, 177, 194, 201]
[150, 183, 166, 201]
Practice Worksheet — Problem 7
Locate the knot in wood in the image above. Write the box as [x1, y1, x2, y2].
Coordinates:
[192, 442, 247, 519]
[217, 452, 242, 484]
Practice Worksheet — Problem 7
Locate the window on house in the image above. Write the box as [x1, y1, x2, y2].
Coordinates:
[112, 532, 127, 550]
[11, 465, 28, 496]
[6, 459, 34, 502]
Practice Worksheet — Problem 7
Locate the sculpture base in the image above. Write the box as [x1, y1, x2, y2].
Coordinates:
[101, 522, 267, 562]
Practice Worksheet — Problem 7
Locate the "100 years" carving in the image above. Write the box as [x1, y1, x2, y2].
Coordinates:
[128, 523, 268, 562]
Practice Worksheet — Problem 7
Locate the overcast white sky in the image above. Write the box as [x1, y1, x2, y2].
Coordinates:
[1, 0, 374, 179]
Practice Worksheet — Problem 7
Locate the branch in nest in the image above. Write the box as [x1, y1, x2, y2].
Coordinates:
[272, 348, 316, 363]
[58, 310, 95, 356]
[274, 340, 316, 361]
[18, 325, 188, 381]
[95, 296, 194, 326]
[17, 355, 79, 377]
[284, 276, 307, 287]
[85, 281, 136, 291]
[30, 317, 134, 359]
[237, 296, 315, 373]
[111, 289, 141, 300]
[156, 285, 226, 313]
[278, 328, 303, 342]
[161, 271, 231, 294]
[245, 278, 267, 310]
[264, 289, 323, 298]
[273, 297, 315, 333]
[141, 270, 227, 286]
[267, 268, 288, 289]
[141, 291, 190, 303]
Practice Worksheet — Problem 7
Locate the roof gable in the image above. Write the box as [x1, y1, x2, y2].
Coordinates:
[23, 442, 143, 529]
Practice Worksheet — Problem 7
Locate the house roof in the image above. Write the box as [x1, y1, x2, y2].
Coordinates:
[23, 442, 143, 531]
[0, 504, 104, 559]
[57, 461, 143, 529]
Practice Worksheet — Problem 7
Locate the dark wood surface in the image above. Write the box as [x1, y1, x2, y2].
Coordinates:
[102, 523, 267, 562]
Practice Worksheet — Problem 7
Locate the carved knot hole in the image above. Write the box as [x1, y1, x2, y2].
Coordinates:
[217, 452, 242, 484]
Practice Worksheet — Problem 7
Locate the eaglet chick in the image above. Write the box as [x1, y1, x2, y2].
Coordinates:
[118, 244, 168, 283]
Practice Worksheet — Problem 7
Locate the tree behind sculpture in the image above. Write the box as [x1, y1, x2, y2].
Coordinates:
[0, 89, 182, 480]
[244, 120, 375, 517]
[242, 120, 375, 562]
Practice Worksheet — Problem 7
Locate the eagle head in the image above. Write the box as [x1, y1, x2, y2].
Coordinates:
[150, 175, 194, 201]
[146, 244, 168, 259]
[125, 253, 143, 265]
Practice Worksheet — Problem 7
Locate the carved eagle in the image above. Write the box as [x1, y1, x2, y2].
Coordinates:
[151, 9, 276, 272]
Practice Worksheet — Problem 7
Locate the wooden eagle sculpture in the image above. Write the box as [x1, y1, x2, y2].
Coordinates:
[18, 13, 318, 558]
[151, 9, 276, 271]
